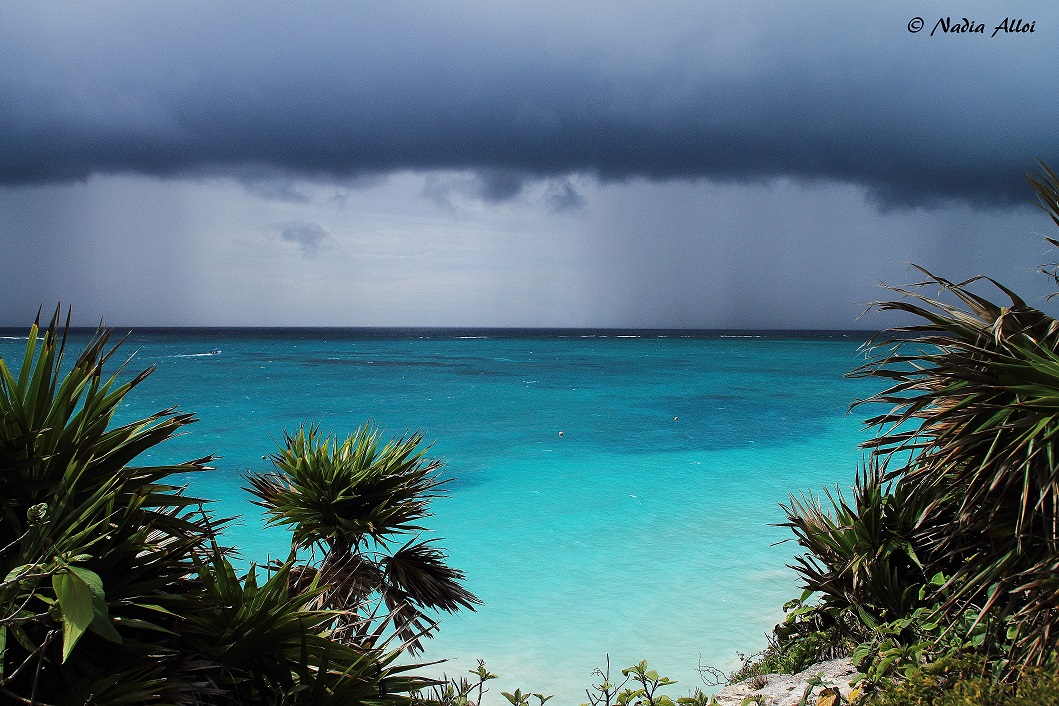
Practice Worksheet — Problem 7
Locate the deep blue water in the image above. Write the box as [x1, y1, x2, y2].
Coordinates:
[0, 327, 885, 702]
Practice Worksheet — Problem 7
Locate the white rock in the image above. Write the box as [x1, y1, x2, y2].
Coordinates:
[710, 658, 860, 706]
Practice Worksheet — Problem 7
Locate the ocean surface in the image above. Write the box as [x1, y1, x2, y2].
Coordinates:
[0, 327, 885, 703]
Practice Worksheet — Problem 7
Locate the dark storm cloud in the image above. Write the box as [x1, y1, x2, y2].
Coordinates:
[422, 170, 527, 209]
[278, 221, 330, 254]
[544, 179, 584, 212]
[1, 2, 1055, 207]
[241, 178, 312, 204]
[475, 171, 525, 204]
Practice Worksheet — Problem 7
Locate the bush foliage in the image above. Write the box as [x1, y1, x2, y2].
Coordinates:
[773, 163, 1059, 700]
[0, 311, 475, 704]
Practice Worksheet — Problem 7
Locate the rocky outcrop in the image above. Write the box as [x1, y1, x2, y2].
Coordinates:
[711, 659, 860, 706]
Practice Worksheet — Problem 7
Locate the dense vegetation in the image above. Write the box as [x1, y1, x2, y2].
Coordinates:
[0, 315, 477, 704]
[754, 163, 1059, 702]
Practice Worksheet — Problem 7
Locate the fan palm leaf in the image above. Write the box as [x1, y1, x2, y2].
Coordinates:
[245, 423, 480, 654]
[183, 546, 431, 705]
[247, 424, 446, 552]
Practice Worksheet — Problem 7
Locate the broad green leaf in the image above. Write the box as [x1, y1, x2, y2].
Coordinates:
[88, 589, 122, 645]
[130, 602, 178, 616]
[53, 569, 96, 662]
[4, 563, 41, 583]
[69, 565, 105, 599]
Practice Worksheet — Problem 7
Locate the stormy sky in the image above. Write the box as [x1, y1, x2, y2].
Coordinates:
[2, 1, 1057, 328]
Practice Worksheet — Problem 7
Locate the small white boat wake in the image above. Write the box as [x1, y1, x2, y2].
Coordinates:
[172, 349, 222, 358]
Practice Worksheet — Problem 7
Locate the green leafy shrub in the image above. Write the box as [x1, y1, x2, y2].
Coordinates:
[779, 163, 1059, 681]
[581, 658, 693, 706]
[780, 461, 933, 634]
[864, 652, 1059, 706]
[418, 659, 500, 706]
[0, 311, 455, 704]
[849, 260, 1059, 669]
[729, 591, 857, 682]
[0, 312, 219, 702]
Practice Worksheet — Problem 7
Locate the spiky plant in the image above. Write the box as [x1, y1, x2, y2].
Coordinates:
[245, 424, 480, 652]
[843, 163, 1059, 668]
[182, 545, 431, 706]
[0, 309, 218, 703]
[0, 311, 429, 705]
[780, 459, 931, 632]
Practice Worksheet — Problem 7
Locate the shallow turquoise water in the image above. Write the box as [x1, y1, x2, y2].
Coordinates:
[0, 328, 883, 703]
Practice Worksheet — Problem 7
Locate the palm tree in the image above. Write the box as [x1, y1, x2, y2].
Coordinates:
[842, 162, 1059, 667]
[245, 423, 480, 653]
[0, 311, 431, 704]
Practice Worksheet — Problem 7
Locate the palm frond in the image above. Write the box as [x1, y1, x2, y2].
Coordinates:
[383, 538, 481, 614]
[1, 312, 441, 704]
[779, 459, 929, 628]
[850, 260, 1059, 665]
[246, 423, 447, 552]
[244, 422, 479, 657]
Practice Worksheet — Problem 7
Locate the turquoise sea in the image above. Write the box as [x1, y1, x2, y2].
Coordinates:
[0, 328, 884, 703]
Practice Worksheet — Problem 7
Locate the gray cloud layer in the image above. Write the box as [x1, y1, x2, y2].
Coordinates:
[278, 221, 330, 254]
[2, 2, 1055, 207]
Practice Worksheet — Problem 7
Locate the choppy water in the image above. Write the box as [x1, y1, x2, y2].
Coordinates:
[0, 328, 884, 703]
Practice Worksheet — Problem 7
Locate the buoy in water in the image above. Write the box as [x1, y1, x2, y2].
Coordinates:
[558, 431, 564, 437]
